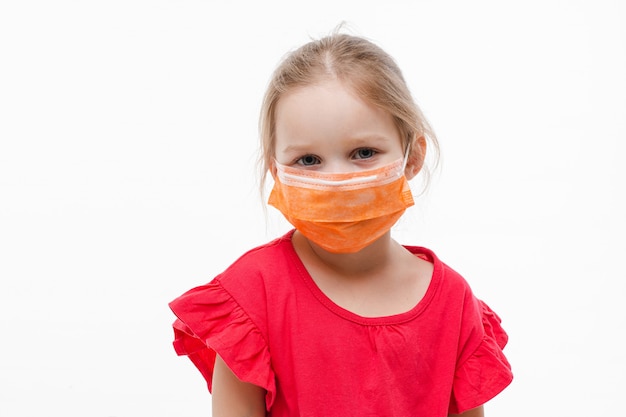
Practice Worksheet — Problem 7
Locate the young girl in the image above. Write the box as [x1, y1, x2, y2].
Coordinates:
[169, 33, 512, 417]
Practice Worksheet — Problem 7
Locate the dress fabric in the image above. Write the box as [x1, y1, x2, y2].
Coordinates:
[169, 230, 512, 416]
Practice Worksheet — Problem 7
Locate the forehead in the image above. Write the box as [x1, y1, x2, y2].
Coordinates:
[274, 80, 400, 152]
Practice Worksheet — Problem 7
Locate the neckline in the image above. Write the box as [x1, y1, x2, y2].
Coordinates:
[283, 230, 442, 326]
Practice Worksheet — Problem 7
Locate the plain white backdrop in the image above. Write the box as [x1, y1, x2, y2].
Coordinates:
[1, 1, 624, 415]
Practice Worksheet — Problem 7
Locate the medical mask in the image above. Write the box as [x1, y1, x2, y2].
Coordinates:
[268, 153, 414, 253]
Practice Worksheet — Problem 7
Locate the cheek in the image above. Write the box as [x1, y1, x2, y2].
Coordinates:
[266, 152, 277, 175]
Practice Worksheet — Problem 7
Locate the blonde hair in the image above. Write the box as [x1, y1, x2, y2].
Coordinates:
[259, 32, 439, 193]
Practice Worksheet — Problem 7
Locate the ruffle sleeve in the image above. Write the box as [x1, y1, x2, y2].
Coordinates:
[449, 300, 513, 414]
[169, 280, 276, 410]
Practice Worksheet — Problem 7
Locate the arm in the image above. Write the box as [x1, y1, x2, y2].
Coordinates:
[449, 405, 484, 417]
[212, 355, 266, 417]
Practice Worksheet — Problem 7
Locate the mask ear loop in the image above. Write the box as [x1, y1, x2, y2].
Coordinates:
[401, 143, 411, 172]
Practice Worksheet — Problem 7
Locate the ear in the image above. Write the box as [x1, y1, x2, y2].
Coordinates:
[404, 136, 426, 180]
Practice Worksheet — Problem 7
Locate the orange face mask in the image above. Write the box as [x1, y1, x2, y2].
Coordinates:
[268, 156, 414, 253]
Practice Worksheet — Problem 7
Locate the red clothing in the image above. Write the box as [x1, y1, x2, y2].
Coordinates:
[169, 231, 512, 416]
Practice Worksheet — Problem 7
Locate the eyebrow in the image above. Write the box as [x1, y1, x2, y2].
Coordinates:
[280, 135, 394, 154]
[280, 144, 312, 154]
[348, 135, 393, 147]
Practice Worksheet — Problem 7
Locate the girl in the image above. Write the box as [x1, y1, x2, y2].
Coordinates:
[169, 33, 512, 417]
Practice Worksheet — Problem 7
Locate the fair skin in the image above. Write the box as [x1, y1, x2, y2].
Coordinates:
[274, 79, 432, 318]
[211, 79, 484, 417]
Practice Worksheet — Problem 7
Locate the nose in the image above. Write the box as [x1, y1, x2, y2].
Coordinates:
[322, 158, 359, 174]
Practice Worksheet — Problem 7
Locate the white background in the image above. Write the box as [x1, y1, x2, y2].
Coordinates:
[1, 1, 625, 415]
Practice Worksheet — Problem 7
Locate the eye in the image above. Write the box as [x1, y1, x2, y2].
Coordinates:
[296, 154, 321, 166]
[352, 148, 377, 160]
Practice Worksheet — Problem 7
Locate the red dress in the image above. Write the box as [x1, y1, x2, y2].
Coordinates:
[169, 231, 512, 416]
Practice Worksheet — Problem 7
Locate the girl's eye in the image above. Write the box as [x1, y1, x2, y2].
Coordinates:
[296, 155, 320, 166]
[353, 148, 377, 159]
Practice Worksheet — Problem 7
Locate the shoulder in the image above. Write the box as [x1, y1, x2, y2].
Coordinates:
[403, 245, 474, 296]
[405, 247, 510, 363]
[208, 230, 301, 315]
[168, 231, 299, 353]
[217, 230, 297, 287]
[403, 245, 485, 334]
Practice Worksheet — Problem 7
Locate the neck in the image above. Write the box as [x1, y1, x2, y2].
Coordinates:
[293, 230, 399, 277]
